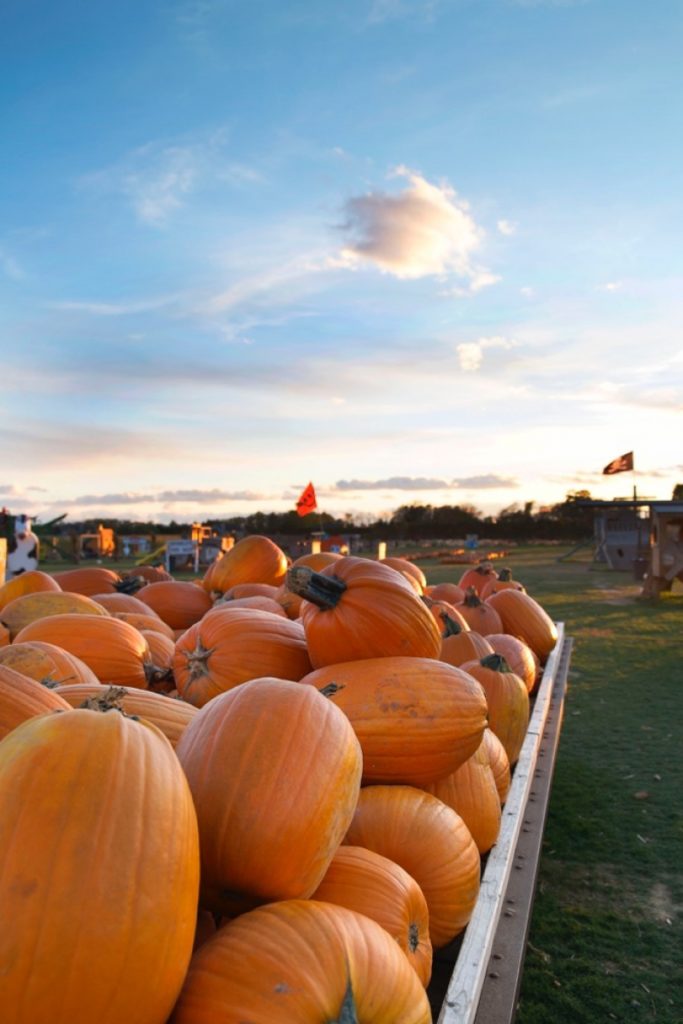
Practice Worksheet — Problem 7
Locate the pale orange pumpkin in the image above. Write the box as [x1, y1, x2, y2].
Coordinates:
[439, 614, 494, 668]
[202, 535, 288, 595]
[0, 664, 71, 741]
[0, 590, 110, 640]
[486, 589, 558, 662]
[486, 633, 537, 693]
[455, 587, 503, 636]
[458, 563, 499, 596]
[56, 683, 198, 748]
[424, 581, 465, 605]
[461, 654, 530, 765]
[483, 728, 511, 805]
[423, 737, 501, 854]
[0, 569, 61, 613]
[0, 640, 101, 688]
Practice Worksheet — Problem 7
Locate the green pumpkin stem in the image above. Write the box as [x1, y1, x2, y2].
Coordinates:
[496, 567, 512, 582]
[480, 652, 513, 673]
[329, 977, 359, 1024]
[441, 613, 465, 637]
[463, 586, 483, 607]
[286, 566, 348, 609]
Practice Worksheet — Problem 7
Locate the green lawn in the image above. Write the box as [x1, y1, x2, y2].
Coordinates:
[419, 546, 682, 1024]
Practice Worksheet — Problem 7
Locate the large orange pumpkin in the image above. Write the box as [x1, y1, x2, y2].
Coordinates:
[344, 785, 481, 948]
[456, 587, 503, 636]
[0, 569, 60, 612]
[0, 664, 71, 741]
[287, 557, 441, 668]
[50, 566, 141, 596]
[439, 614, 494, 668]
[90, 592, 161, 616]
[0, 590, 109, 640]
[486, 632, 537, 693]
[300, 656, 487, 785]
[202, 535, 288, 595]
[461, 654, 529, 765]
[176, 677, 362, 905]
[170, 900, 431, 1024]
[423, 737, 501, 854]
[483, 727, 511, 805]
[0, 640, 100, 687]
[56, 683, 198, 749]
[137, 580, 213, 630]
[379, 557, 426, 594]
[174, 606, 311, 707]
[480, 567, 525, 600]
[0, 708, 200, 1024]
[486, 589, 558, 661]
[424, 581, 465, 605]
[311, 846, 432, 986]
[458, 563, 499, 596]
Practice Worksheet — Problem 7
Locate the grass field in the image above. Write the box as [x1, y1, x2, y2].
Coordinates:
[419, 547, 682, 1023]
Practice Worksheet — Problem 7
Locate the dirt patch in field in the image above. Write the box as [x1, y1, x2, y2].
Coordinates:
[546, 863, 681, 924]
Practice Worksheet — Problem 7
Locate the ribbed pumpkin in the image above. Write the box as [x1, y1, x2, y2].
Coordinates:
[0, 624, 8, 647]
[456, 587, 503, 636]
[287, 557, 441, 669]
[439, 614, 494, 668]
[458, 563, 499, 596]
[300, 656, 487, 786]
[224, 582, 280, 600]
[123, 565, 173, 585]
[311, 846, 432, 986]
[0, 664, 71, 741]
[141, 630, 176, 674]
[0, 640, 101, 687]
[274, 583, 303, 619]
[0, 569, 60, 612]
[483, 728, 511, 805]
[50, 566, 139, 596]
[461, 654, 529, 765]
[424, 581, 465, 605]
[292, 551, 344, 571]
[344, 785, 480, 948]
[379, 557, 425, 594]
[91, 592, 161, 616]
[175, 677, 362, 904]
[479, 567, 525, 600]
[213, 595, 287, 618]
[423, 738, 501, 854]
[174, 607, 312, 708]
[486, 589, 558, 661]
[202, 535, 288, 595]
[112, 612, 176, 640]
[0, 708, 200, 1024]
[15, 614, 155, 689]
[170, 900, 431, 1024]
[137, 581, 213, 631]
[56, 683, 198, 749]
[0, 590, 110, 640]
[486, 633, 537, 693]
[424, 598, 469, 635]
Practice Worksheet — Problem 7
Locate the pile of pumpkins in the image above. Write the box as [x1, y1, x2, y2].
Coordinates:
[0, 536, 558, 1024]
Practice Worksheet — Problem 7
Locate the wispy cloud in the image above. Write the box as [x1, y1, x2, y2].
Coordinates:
[497, 219, 517, 236]
[334, 474, 518, 491]
[457, 335, 517, 372]
[598, 281, 623, 292]
[49, 295, 182, 316]
[367, 0, 441, 24]
[337, 166, 496, 288]
[50, 488, 273, 508]
[0, 246, 25, 281]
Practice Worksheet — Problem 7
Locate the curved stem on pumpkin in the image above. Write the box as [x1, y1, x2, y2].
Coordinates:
[286, 567, 347, 609]
[79, 686, 128, 713]
[145, 661, 175, 690]
[496, 567, 512, 582]
[116, 575, 145, 594]
[441, 613, 465, 637]
[328, 977, 359, 1024]
[480, 652, 513, 673]
[463, 586, 483, 607]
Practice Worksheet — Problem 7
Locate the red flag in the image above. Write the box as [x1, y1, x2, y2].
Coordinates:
[295, 482, 318, 516]
[602, 451, 634, 475]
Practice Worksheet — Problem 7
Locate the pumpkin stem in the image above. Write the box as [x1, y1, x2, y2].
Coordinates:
[182, 641, 214, 681]
[496, 567, 512, 582]
[408, 922, 420, 952]
[79, 685, 128, 712]
[286, 567, 347, 609]
[463, 586, 483, 607]
[115, 575, 145, 594]
[441, 612, 465, 637]
[480, 653, 513, 673]
[328, 976, 359, 1024]
[318, 682, 345, 698]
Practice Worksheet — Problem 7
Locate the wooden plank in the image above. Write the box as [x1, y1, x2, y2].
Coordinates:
[437, 624, 567, 1024]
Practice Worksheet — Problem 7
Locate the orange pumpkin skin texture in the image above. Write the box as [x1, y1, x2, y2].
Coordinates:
[344, 785, 480, 948]
[461, 655, 530, 765]
[202, 535, 288, 595]
[486, 633, 537, 693]
[0, 624, 8, 647]
[123, 564, 173, 585]
[223, 582, 280, 600]
[483, 727, 511, 805]
[423, 739, 501, 854]
[458, 563, 499, 596]
[170, 900, 431, 1024]
[300, 656, 487, 786]
[137, 581, 213, 631]
[56, 683, 198, 748]
[213, 594, 287, 617]
[486, 589, 558, 661]
[112, 611, 176, 640]
[50, 566, 128, 596]
[174, 607, 311, 708]
[0, 569, 60, 612]
[176, 677, 362, 903]
[311, 846, 433, 986]
[439, 614, 494, 668]
[90, 592, 160, 616]
[292, 551, 344, 572]
[456, 587, 503, 636]
[379, 557, 425, 594]
[0, 664, 71, 740]
[0, 708, 200, 1024]
[0, 640, 101, 687]
[141, 629, 176, 672]
[424, 581, 465, 605]
[288, 557, 442, 669]
[480, 567, 525, 601]
[424, 598, 469, 635]
[15, 614, 154, 689]
[0, 590, 109, 640]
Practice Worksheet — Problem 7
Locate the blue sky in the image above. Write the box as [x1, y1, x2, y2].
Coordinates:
[2, 0, 682, 524]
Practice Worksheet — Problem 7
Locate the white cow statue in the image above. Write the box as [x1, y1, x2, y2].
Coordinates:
[7, 514, 40, 577]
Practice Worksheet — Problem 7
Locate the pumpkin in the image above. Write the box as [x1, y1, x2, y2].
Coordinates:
[344, 785, 480, 948]
[50, 566, 141, 596]
[0, 569, 60, 612]
[0, 664, 71, 741]
[486, 589, 558, 661]
[175, 677, 362, 904]
[423, 597, 469, 635]
[461, 654, 529, 765]
[137, 581, 212, 630]
[15, 614, 156, 689]
[311, 846, 432, 986]
[0, 624, 8, 647]
[300, 656, 487, 785]
[456, 586, 503, 636]
[111, 612, 176, 640]
[212, 594, 287, 618]
[439, 614, 494, 668]
[480, 567, 525, 600]
[292, 551, 344, 571]
[423, 738, 501, 854]
[193, 910, 217, 953]
[140, 630, 176, 674]
[202, 535, 288, 595]
[122, 565, 173, 585]
[174, 607, 311, 708]
[379, 557, 426, 594]
[458, 563, 499, 596]
[90, 592, 161, 616]
[483, 728, 511, 805]
[223, 582, 280, 600]
[170, 900, 431, 1024]
[486, 633, 537, 693]
[424, 581, 465, 605]
[0, 590, 110, 641]
[0, 640, 100, 687]
[287, 557, 441, 669]
[0, 708, 199, 1024]
[56, 683, 198, 748]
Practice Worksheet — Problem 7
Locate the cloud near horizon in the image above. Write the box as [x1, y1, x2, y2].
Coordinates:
[337, 167, 496, 287]
[334, 474, 518, 491]
[47, 489, 273, 508]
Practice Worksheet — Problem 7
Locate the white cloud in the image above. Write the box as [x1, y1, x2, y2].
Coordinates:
[334, 474, 518, 491]
[457, 335, 516, 372]
[497, 219, 517, 236]
[599, 281, 623, 292]
[520, 286, 535, 298]
[0, 246, 25, 281]
[338, 166, 494, 286]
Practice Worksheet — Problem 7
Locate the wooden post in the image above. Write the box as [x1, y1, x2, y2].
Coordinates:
[0, 538, 6, 584]
[311, 538, 322, 555]
[377, 541, 387, 560]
